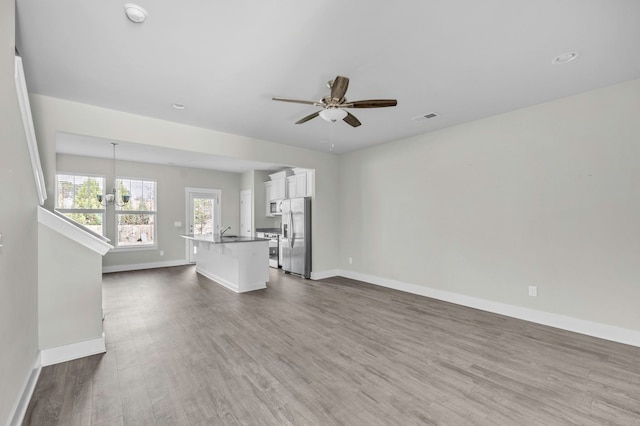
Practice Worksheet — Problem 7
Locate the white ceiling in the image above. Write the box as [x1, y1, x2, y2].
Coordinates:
[15, 0, 640, 156]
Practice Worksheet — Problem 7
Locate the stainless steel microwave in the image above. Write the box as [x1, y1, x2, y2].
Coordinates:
[269, 199, 283, 215]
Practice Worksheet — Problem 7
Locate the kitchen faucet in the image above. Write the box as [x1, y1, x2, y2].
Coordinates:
[220, 226, 231, 236]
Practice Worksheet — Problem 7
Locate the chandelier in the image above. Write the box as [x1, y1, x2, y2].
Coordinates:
[97, 143, 130, 206]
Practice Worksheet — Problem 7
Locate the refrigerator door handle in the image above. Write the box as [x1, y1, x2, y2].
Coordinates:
[289, 211, 294, 248]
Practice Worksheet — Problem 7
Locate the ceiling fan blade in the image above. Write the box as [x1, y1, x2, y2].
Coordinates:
[331, 76, 349, 103]
[343, 111, 361, 127]
[342, 99, 398, 108]
[273, 97, 324, 107]
[295, 111, 321, 124]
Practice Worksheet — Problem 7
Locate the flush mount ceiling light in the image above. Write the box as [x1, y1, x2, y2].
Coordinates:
[124, 4, 148, 23]
[552, 51, 579, 64]
[319, 108, 348, 123]
[172, 103, 186, 110]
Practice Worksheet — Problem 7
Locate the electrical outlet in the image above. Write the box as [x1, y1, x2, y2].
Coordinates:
[174, 221, 182, 227]
[159, 250, 164, 256]
[348, 257, 353, 264]
[528, 286, 538, 297]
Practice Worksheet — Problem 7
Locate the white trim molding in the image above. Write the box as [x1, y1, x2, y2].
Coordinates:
[338, 269, 640, 348]
[102, 259, 188, 273]
[38, 207, 113, 255]
[15, 55, 47, 206]
[310, 269, 339, 280]
[40, 334, 106, 367]
[7, 352, 41, 426]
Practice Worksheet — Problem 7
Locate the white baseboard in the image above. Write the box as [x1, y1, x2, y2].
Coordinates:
[195, 267, 266, 293]
[40, 333, 106, 367]
[337, 269, 640, 348]
[7, 352, 41, 426]
[102, 259, 187, 273]
[310, 269, 339, 280]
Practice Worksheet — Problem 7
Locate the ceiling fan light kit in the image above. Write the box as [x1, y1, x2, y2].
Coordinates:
[319, 108, 347, 123]
[273, 75, 397, 128]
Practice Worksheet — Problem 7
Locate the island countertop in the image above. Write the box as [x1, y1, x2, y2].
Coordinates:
[180, 234, 268, 244]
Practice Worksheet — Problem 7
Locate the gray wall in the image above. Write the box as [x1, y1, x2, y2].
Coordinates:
[240, 169, 253, 193]
[0, 0, 40, 421]
[57, 154, 242, 269]
[339, 78, 640, 331]
[38, 224, 103, 349]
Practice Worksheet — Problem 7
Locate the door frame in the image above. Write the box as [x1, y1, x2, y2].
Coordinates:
[185, 187, 221, 263]
[240, 189, 253, 238]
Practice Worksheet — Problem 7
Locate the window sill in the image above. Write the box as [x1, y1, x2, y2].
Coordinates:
[110, 245, 158, 253]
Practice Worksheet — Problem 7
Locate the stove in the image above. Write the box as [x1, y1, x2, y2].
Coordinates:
[263, 232, 280, 268]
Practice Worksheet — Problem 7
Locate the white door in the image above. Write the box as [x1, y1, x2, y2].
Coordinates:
[240, 189, 252, 238]
[185, 188, 221, 263]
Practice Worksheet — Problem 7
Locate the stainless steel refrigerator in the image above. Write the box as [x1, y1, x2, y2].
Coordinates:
[281, 197, 311, 278]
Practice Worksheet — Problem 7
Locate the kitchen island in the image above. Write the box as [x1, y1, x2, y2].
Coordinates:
[181, 234, 269, 293]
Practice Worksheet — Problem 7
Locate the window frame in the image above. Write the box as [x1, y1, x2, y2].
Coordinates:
[113, 176, 158, 250]
[54, 172, 106, 236]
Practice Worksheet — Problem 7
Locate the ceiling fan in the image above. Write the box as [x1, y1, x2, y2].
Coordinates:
[272, 75, 397, 127]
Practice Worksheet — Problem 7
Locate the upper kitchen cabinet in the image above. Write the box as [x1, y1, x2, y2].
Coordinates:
[268, 170, 292, 201]
[264, 181, 273, 216]
[265, 169, 313, 218]
[287, 168, 313, 198]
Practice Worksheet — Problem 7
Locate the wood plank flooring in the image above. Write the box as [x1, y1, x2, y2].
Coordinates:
[23, 265, 640, 425]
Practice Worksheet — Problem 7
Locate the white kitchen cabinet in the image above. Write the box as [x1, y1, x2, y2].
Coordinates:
[289, 168, 313, 198]
[268, 170, 292, 201]
[286, 174, 307, 198]
[286, 175, 296, 198]
[264, 181, 273, 216]
[267, 170, 311, 208]
[270, 178, 286, 200]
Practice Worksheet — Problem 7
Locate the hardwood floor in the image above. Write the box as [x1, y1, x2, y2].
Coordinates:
[24, 265, 640, 425]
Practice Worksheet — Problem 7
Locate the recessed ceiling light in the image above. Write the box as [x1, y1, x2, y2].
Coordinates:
[124, 4, 148, 23]
[552, 52, 579, 64]
[172, 103, 186, 110]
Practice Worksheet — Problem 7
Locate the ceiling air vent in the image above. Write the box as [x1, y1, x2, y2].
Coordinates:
[412, 112, 439, 121]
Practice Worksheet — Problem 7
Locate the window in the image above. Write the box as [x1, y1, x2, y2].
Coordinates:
[55, 174, 105, 235]
[116, 178, 157, 248]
